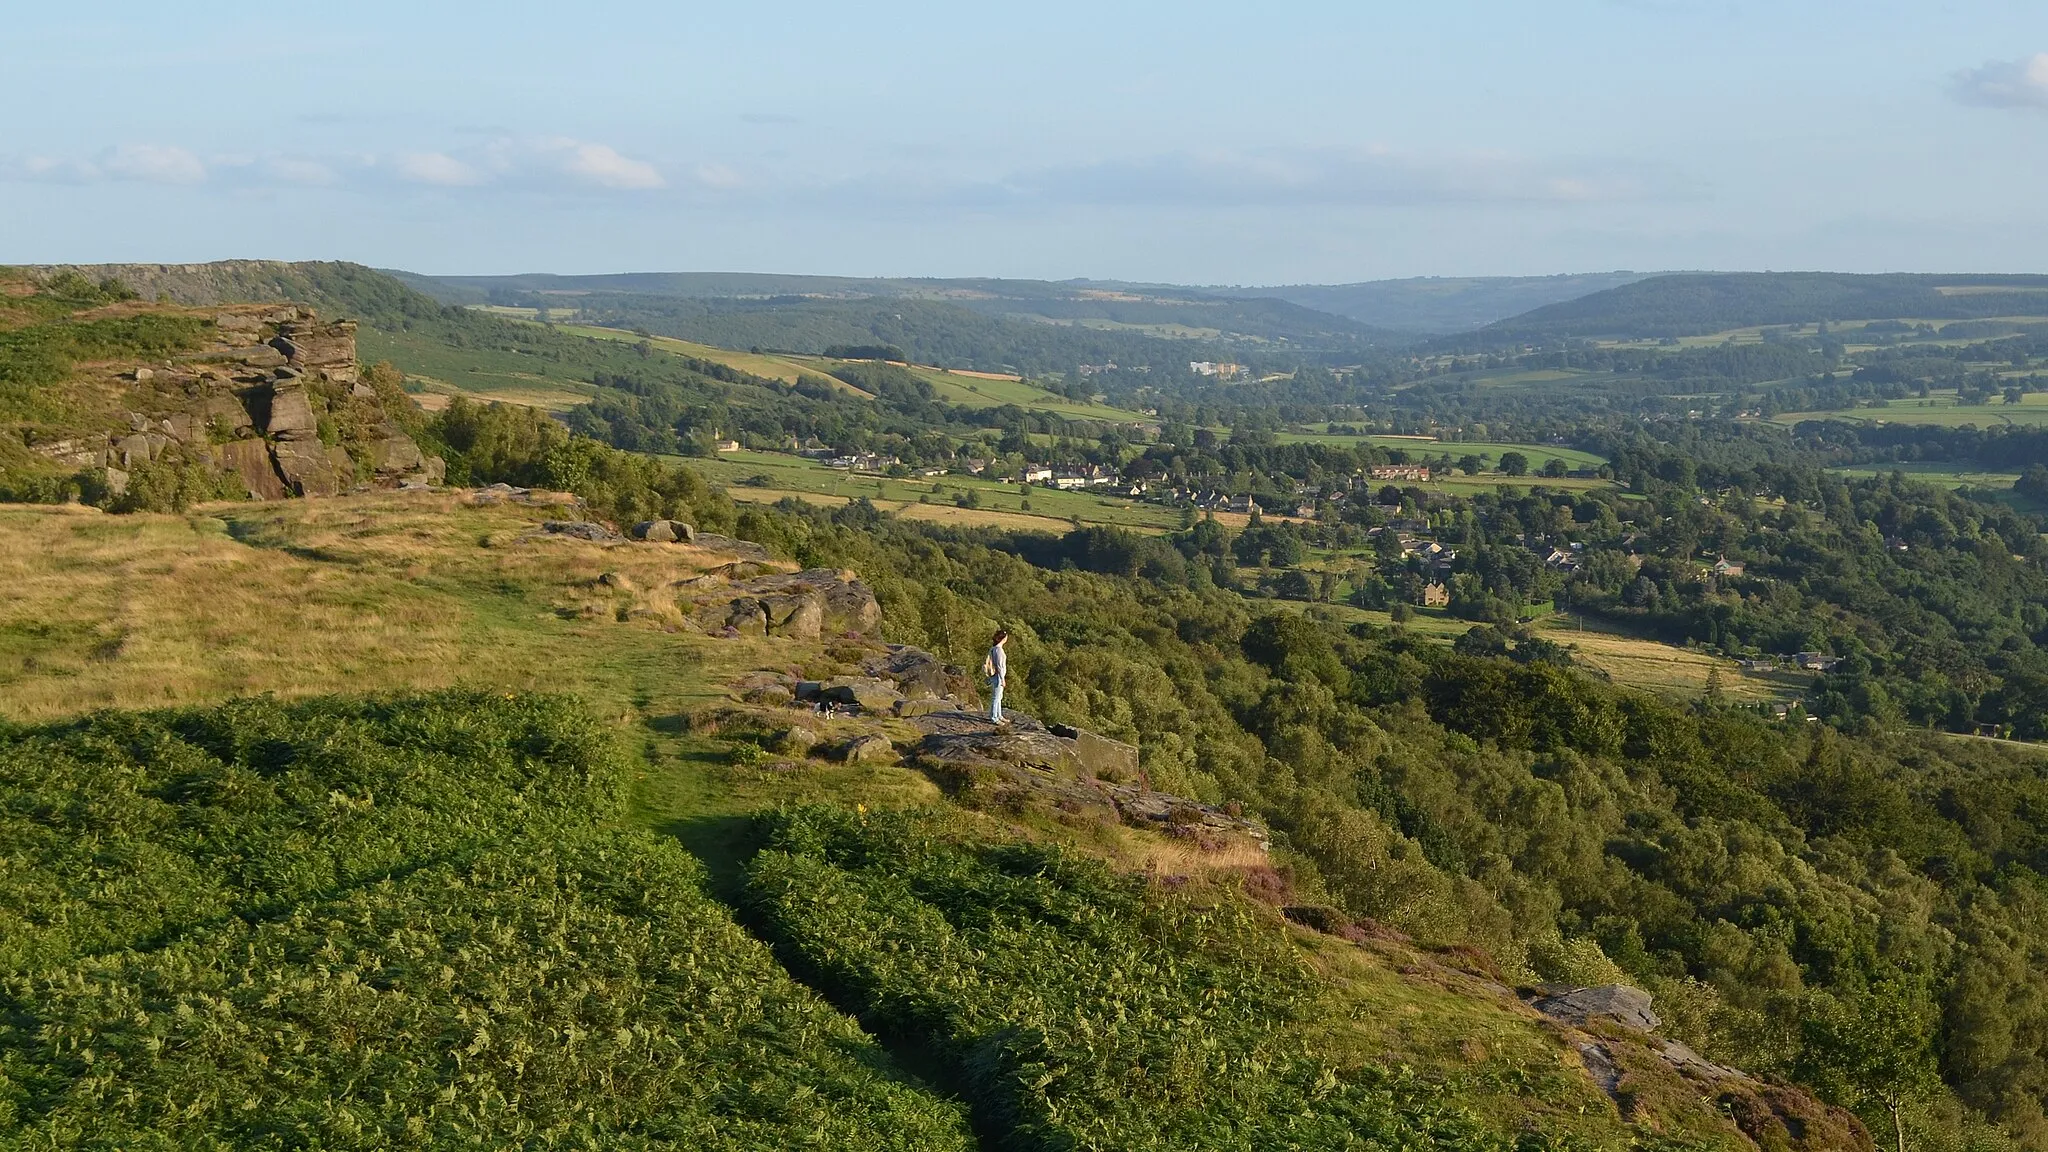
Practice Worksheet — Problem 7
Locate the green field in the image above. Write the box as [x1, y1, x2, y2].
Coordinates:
[548, 320, 1152, 423]
[1274, 432, 1606, 469]
[361, 327, 597, 410]
[1831, 462, 2023, 489]
[1775, 390, 2048, 427]
[685, 449, 1184, 531]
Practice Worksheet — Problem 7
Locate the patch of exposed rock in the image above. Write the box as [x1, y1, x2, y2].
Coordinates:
[20, 299, 441, 499]
[1530, 984, 1660, 1032]
[677, 568, 881, 641]
[909, 708, 1266, 846]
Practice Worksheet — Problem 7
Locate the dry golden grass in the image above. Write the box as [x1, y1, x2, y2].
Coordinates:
[1538, 617, 1777, 702]
[890, 503, 1084, 533]
[0, 494, 772, 722]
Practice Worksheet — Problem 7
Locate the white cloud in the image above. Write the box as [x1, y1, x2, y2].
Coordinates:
[555, 140, 664, 190]
[397, 151, 484, 186]
[101, 144, 207, 184]
[1953, 54, 2048, 110]
[693, 162, 743, 189]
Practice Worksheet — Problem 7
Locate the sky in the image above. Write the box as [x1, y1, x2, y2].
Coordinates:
[3, 0, 2046, 283]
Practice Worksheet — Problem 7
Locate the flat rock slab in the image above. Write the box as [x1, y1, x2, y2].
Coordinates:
[540, 521, 621, 542]
[1530, 984, 1660, 1033]
[818, 676, 904, 714]
[863, 644, 972, 699]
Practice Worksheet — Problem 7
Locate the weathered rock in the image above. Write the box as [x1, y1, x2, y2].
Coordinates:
[217, 439, 287, 500]
[270, 438, 346, 497]
[32, 437, 109, 469]
[104, 466, 129, 496]
[597, 571, 634, 591]
[540, 520, 621, 542]
[1531, 985, 1660, 1033]
[264, 385, 318, 438]
[160, 413, 201, 443]
[819, 677, 905, 714]
[632, 519, 697, 543]
[189, 344, 288, 369]
[772, 726, 820, 756]
[214, 312, 262, 334]
[750, 570, 880, 635]
[274, 319, 358, 380]
[794, 680, 824, 702]
[722, 602, 769, 636]
[863, 645, 972, 699]
[760, 592, 825, 640]
[692, 533, 774, 561]
[1049, 723, 1141, 783]
[895, 696, 957, 718]
[833, 734, 897, 764]
[351, 381, 378, 399]
[367, 435, 425, 475]
[132, 367, 154, 382]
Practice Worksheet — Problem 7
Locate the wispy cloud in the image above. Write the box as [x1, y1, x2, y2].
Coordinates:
[1952, 53, 2048, 110]
[100, 143, 207, 184]
[550, 140, 665, 190]
[397, 151, 483, 186]
[9, 144, 208, 185]
[3, 136, 675, 195]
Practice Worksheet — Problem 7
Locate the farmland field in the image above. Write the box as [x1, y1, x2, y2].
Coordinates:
[1274, 432, 1607, 470]
[1534, 614, 1785, 703]
[1774, 390, 2048, 427]
[361, 327, 595, 410]
[550, 320, 1152, 421]
[687, 449, 1184, 530]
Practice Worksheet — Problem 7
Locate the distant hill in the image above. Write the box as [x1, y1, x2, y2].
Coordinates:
[1472, 271, 2048, 343]
[1206, 272, 1661, 333]
[390, 270, 1408, 369]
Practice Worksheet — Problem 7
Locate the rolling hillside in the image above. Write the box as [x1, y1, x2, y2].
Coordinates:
[1209, 272, 1661, 332]
[1468, 272, 2048, 343]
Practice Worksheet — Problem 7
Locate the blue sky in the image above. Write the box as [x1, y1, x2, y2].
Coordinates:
[4, 0, 2046, 282]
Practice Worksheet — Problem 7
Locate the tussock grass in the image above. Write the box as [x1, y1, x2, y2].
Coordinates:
[0, 493, 764, 721]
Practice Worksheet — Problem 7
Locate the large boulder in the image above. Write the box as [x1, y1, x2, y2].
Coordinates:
[1050, 723, 1140, 783]
[272, 319, 360, 382]
[864, 645, 973, 700]
[833, 734, 898, 765]
[264, 384, 318, 438]
[540, 520, 621, 542]
[632, 519, 697, 543]
[217, 439, 287, 500]
[269, 438, 348, 497]
[1530, 985, 1660, 1033]
[367, 434, 425, 476]
[818, 676, 905, 714]
[743, 569, 880, 636]
[760, 592, 825, 640]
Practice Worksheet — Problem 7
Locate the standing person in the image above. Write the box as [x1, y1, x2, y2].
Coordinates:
[982, 629, 1009, 725]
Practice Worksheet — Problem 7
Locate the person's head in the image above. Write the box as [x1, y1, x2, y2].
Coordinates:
[992, 628, 1009, 647]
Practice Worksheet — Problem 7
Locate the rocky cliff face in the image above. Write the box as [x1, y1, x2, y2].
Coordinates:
[22, 298, 440, 500]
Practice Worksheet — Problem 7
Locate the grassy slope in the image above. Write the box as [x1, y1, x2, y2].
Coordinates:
[553, 319, 1153, 422]
[689, 449, 1183, 531]
[1774, 390, 2048, 428]
[0, 493, 1783, 1150]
